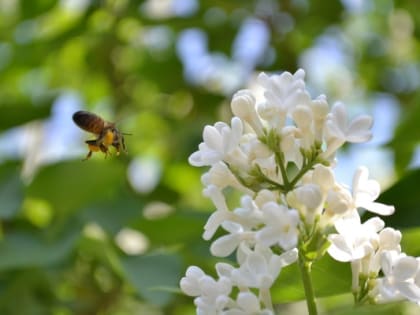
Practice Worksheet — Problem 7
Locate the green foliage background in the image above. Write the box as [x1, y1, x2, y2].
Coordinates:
[0, 1, 419, 314]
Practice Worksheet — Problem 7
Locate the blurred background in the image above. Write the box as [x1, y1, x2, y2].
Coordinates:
[0, 0, 419, 314]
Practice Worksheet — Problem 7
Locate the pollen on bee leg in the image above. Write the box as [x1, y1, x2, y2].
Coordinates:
[88, 144, 100, 152]
[104, 129, 114, 146]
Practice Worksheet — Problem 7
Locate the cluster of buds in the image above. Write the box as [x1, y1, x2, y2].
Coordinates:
[180, 69, 420, 314]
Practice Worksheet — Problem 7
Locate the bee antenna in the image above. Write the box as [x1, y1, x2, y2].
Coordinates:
[122, 132, 132, 136]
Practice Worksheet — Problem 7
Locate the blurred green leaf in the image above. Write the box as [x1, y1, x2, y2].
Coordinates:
[26, 160, 127, 215]
[0, 103, 52, 131]
[400, 227, 420, 256]
[135, 210, 206, 246]
[0, 223, 80, 270]
[388, 101, 420, 173]
[379, 168, 420, 229]
[0, 162, 24, 219]
[319, 300, 409, 315]
[121, 252, 182, 306]
[81, 194, 142, 235]
[273, 254, 351, 302]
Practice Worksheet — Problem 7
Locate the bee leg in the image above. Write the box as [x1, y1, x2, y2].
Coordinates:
[98, 143, 109, 159]
[82, 150, 93, 161]
[121, 137, 127, 153]
[113, 143, 121, 156]
[84, 140, 102, 161]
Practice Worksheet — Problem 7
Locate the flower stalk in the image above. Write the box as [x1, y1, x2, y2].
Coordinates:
[298, 253, 318, 315]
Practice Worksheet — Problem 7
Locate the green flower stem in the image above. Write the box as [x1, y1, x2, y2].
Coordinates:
[298, 252, 318, 315]
[274, 150, 289, 187]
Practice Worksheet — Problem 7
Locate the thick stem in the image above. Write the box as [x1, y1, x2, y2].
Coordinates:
[298, 253, 318, 315]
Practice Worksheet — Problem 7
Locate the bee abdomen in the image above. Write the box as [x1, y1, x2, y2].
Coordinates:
[72, 111, 105, 135]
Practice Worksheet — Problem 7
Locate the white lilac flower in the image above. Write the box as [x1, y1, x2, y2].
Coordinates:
[327, 211, 384, 262]
[222, 292, 274, 315]
[369, 228, 402, 274]
[230, 247, 298, 289]
[242, 134, 272, 162]
[311, 94, 329, 142]
[311, 164, 335, 192]
[180, 265, 233, 314]
[210, 221, 255, 257]
[231, 89, 264, 136]
[323, 102, 373, 159]
[180, 265, 232, 298]
[183, 68, 405, 312]
[325, 185, 353, 216]
[256, 202, 299, 250]
[203, 185, 236, 240]
[257, 69, 306, 130]
[189, 117, 246, 168]
[352, 166, 395, 216]
[291, 104, 315, 150]
[374, 251, 420, 304]
[287, 183, 323, 224]
[233, 195, 265, 229]
[253, 189, 278, 208]
[201, 161, 253, 195]
[280, 126, 303, 167]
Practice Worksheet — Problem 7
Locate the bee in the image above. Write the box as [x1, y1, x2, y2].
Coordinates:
[72, 110, 129, 160]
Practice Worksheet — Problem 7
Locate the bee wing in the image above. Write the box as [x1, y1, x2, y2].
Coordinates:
[72, 111, 105, 135]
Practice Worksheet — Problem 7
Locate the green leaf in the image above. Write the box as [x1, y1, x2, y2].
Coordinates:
[379, 168, 420, 229]
[388, 101, 420, 173]
[272, 254, 351, 302]
[0, 224, 80, 270]
[320, 299, 408, 315]
[0, 162, 24, 219]
[0, 103, 52, 131]
[135, 210, 206, 246]
[400, 227, 420, 257]
[121, 253, 182, 306]
[26, 160, 126, 215]
[81, 195, 142, 235]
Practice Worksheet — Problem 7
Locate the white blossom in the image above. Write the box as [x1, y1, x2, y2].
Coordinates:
[210, 221, 255, 257]
[291, 104, 315, 149]
[323, 102, 373, 158]
[202, 185, 236, 240]
[374, 251, 420, 304]
[287, 183, 323, 224]
[231, 89, 264, 136]
[325, 185, 353, 216]
[256, 202, 299, 250]
[183, 68, 407, 311]
[222, 292, 274, 315]
[327, 211, 384, 262]
[180, 266, 233, 314]
[369, 228, 402, 274]
[189, 117, 246, 168]
[233, 195, 265, 229]
[257, 69, 306, 130]
[230, 247, 298, 289]
[352, 166, 395, 216]
[202, 162, 253, 195]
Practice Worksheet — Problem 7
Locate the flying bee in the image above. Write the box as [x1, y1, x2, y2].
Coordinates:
[72, 110, 129, 161]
